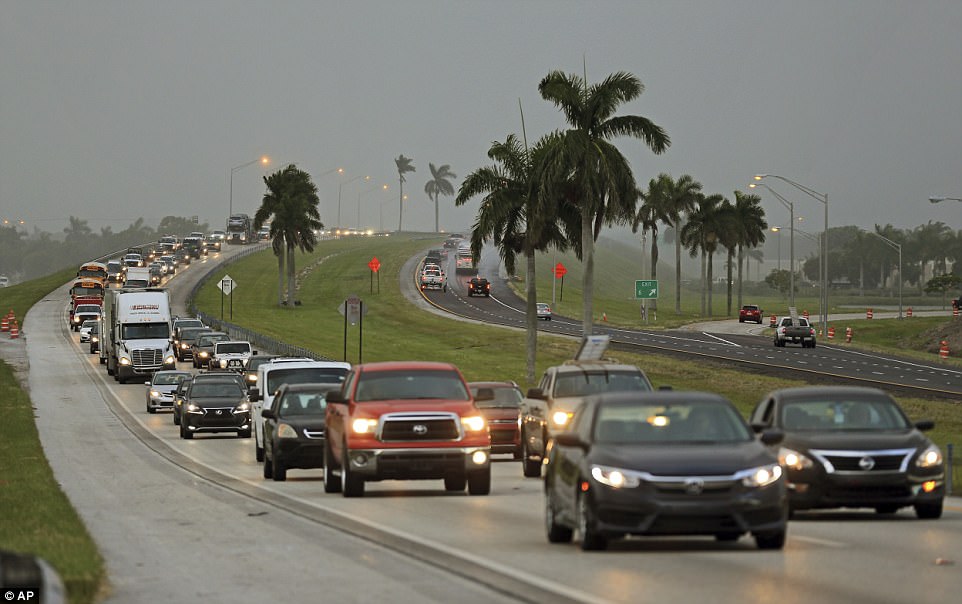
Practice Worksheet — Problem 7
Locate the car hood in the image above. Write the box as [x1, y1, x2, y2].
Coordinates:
[782, 429, 930, 452]
[587, 441, 775, 476]
[276, 416, 326, 431]
[351, 400, 477, 417]
[478, 407, 520, 421]
[152, 385, 179, 394]
[190, 396, 246, 407]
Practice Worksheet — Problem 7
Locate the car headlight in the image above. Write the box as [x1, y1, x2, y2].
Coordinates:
[551, 410, 574, 428]
[590, 465, 641, 489]
[247, 374, 257, 382]
[352, 418, 378, 434]
[91, 336, 99, 342]
[739, 463, 783, 488]
[164, 355, 175, 365]
[278, 423, 298, 439]
[198, 351, 208, 358]
[916, 444, 943, 468]
[149, 390, 161, 398]
[119, 357, 130, 365]
[462, 415, 486, 432]
[180, 343, 189, 349]
[234, 401, 251, 413]
[187, 403, 202, 414]
[219, 359, 228, 369]
[778, 447, 814, 471]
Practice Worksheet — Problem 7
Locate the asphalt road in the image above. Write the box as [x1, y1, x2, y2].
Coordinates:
[6, 243, 962, 604]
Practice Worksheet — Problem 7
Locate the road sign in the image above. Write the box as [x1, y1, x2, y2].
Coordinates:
[635, 279, 658, 299]
[368, 257, 381, 273]
[337, 295, 368, 325]
[554, 262, 567, 278]
[218, 275, 236, 296]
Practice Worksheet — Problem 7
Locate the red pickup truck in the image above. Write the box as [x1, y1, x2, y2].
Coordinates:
[323, 361, 491, 497]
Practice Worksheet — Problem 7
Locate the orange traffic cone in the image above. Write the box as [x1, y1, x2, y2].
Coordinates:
[9, 320, 19, 339]
[845, 327, 852, 343]
[602, 312, 608, 322]
[0, 315, 8, 332]
[940, 340, 949, 360]
[828, 326, 835, 340]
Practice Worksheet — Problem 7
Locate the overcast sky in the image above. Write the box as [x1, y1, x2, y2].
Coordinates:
[2, 1, 960, 240]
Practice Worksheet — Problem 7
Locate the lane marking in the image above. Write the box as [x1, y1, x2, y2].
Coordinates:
[702, 332, 740, 347]
[792, 535, 847, 548]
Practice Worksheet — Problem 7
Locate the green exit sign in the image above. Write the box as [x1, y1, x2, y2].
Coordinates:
[635, 280, 658, 299]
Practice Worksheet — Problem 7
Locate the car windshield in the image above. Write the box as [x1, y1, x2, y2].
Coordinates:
[266, 367, 349, 394]
[780, 397, 912, 431]
[153, 372, 188, 385]
[175, 320, 204, 330]
[191, 382, 245, 398]
[471, 386, 523, 408]
[593, 400, 752, 444]
[197, 335, 229, 346]
[355, 370, 469, 402]
[279, 392, 327, 416]
[553, 371, 651, 398]
[76, 305, 100, 313]
[121, 322, 170, 339]
[81, 321, 97, 329]
[217, 343, 250, 354]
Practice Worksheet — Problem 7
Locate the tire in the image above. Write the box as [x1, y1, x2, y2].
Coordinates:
[915, 501, 943, 519]
[272, 456, 286, 482]
[323, 439, 342, 494]
[810, 341, 816, 349]
[444, 474, 466, 492]
[577, 493, 607, 551]
[342, 455, 365, 498]
[99, 356, 105, 365]
[147, 403, 155, 414]
[467, 467, 491, 495]
[754, 530, 786, 550]
[522, 437, 541, 478]
[173, 409, 181, 426]
[263, 454, 273, 479]
[545, 498, 573, 543]
[181, 422, 193, 440]
[255, 429, 265, 462]
[513, 446, 523, 461]
[238, 429, 251, 439]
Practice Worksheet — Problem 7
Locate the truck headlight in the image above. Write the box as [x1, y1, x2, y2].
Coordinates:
[119, 357, 131, 366]
[164, 355, 175, 365]
[278, 423, 298, 439]
[916, 444, 943, 468]
[551, 410, 574, 428]
[352, 418, 378, 434]
[198, 352, 208, 358]
[219, 359, 228, 369]
[462, 415, 486, 432]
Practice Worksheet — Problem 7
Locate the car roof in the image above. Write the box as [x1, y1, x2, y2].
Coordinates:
[279, 382, 343, 393]
[554, 361, 644, 373]
[358, 361, 458, 373]
[768, 386, 890, 401]
[587, 390, 732, 406]
[467, 381, 519, 389]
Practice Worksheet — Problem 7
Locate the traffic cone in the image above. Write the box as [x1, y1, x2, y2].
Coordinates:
[866, 308, 874, 319]
[940, 340, 950, 360]
[602, 312, 608, 322]
[9, 320, 19, 339]
[845, 327, 852, 343]
[828, 326, 835, 340]
[0, 315, 8, 332]
[907, 307, 913, 318]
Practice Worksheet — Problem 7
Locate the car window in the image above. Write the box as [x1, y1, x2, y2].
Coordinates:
[191, 382, 244, 397]
[594, 400, 751, 444]
[153, 373, 188, 386]
[267, 367, 349, 394]
[355, 370, 469, 402]
[553, 371, 651, 398]
[471, 386, 523, 408]
[279, 393, 327, 416]
[780, 398, 911, 431]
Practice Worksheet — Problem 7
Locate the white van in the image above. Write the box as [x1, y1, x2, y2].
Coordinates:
[249, 358, 350, 461]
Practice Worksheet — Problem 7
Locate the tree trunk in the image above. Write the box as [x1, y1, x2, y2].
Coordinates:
[674, 217, 683, 314]
[707, 251, 714, 317]
[582, 207, 594, 336]
[700, 249, 707, 316]
[650, 232, 659, 312]
[398, 179, 404, 232]
[525, 248, 537, 385]
[726, 249, 734, 316]
[736, 245, 744, 309]
[277, 247, 285, 307]
[287, 243, 296, 307]
[434, 193, 439, 233]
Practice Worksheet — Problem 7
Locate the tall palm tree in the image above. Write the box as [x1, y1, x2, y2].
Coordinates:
[457, 133, 576, 384]
[681, 193, 726, 316]
[424, 163, 457, 233]
[730, 190, 767, 309]
[538, 69, 669, 335]
[255, 164, 323, 306]
[395, 155, 416, 232]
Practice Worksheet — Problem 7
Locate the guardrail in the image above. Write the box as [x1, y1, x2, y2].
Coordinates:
[185, 244, 334, 362]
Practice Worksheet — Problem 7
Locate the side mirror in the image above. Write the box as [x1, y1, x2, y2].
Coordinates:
[759, 428, 784, 446]
[554, 432, 588, 450]
[325, 390, 346, 404]
[915, 420, 935, 431]
[145, 381, 151, 386]
[252, 351, 257, 356]
[750, 422, 768, 434]
[261, 409, 276, 420]
[249, 388, 261, 402]
[526, 388, 545, 400]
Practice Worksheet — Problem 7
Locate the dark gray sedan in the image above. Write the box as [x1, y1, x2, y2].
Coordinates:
[750, 386, 945, 519]
[545, 391, 787, 551]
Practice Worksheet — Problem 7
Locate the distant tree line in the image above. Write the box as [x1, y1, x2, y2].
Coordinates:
[0, 215, 209, 282]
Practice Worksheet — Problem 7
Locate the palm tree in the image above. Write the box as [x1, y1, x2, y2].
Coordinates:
[538, 69, 669, 335]
[457, 133, 576, 384]
[395, 155, 416, 232]
[730, 190, 767, 310]
[424, 163, 457, 233]
[255, 164, 323, 306]
[681, 193, 726, 316]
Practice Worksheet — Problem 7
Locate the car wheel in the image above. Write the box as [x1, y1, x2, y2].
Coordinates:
[147, 404, 155, 414]
[914, 501, 943, 519]
[545, 498, 573, 543]
[255, 430, 265, 462]
[99, 356, 105, 365]
[263, 454, 273, 479]
[577, 492, 607, 551]
[715, 532, 741, 542]
[181, 422, 193, 440]
[272, 456, 286, 482]
[522, 437, 541, 478]
[467, 467, 491, 495]
[323, 439, 342, 494]
[754, 530, 786, 550]
[875, 505, 899, 515]
[444, 474, 466, 492]
[810, 341, 816, 349]
[173, 409, 180, 426]
[738, 318, 744, 323]
[342, 455, 365, 498]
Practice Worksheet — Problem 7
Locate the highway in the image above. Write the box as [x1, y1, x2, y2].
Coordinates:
[10, 244, 962, 604]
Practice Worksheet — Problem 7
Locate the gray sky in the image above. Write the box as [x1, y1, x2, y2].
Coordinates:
[2, 1, 960, 239]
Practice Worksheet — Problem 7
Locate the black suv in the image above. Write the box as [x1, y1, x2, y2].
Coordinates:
[467, 277, 491, 297]
[179, 374, 251, 439]
[260, 383, 337, 481]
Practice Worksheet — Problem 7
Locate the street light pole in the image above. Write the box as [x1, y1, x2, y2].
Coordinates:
[751, 182, 795, 308]
[869, 231, 903, 319]
[229, 156, 270, 225]
[755, 174, 828, 332]
[338, 174, 370, 229]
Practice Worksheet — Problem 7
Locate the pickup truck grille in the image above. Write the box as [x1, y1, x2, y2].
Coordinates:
[131, 348, 163, 368]
[379, 412, 460, 442]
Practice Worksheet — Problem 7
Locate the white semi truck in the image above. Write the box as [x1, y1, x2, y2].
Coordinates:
[101, 287, 176, 383]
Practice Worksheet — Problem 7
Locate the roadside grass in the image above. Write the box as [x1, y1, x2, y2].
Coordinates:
[828, 317, 962, 367]
[196, 236, 962, 492]
[0, 363, 104, 604]
[0, 267, 75, 323]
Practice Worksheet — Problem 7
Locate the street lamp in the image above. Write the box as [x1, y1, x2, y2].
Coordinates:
[869, 231, 903, 320]
[338, 174, 370, 229]
[357, 184, 388, 230]
[930, 196, 962, 204]
[751, 182, 796, 307]
[755, 174, 828, 332]
[229, 156, 270, 222]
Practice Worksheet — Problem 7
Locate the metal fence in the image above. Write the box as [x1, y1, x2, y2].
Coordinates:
[185, 244, 334, 362]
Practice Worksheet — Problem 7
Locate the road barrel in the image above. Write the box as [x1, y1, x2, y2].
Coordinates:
[9, 320, 18, 339]
[866, 308, 874, 319]
[0, 315, 8, 332]
[954, 306, 959, 318]
[802, 310, 809, 320]
[845, 327, 852, 343]
[940, 340, 950, 360]
[770, 315, 777, 327]
[828, 326, 835, 340]
[907, 307, 913, 318]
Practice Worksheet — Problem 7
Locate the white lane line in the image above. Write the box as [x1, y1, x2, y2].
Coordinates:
[702, 332, 740, 347]
[830, 346, 962, 375]
[792, 535, 847, 548]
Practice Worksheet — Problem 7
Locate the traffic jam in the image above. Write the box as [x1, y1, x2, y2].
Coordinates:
[67, 234, 948, 552]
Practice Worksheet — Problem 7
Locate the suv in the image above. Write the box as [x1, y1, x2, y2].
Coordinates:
[323, 361, 491, 497]
[260, 382, 338, 481]
[191, 332, 230, 368]
[210, 340, 255, 371]
[739, 304, 763, 323]
[519, 360, 654, 477]
[250, 358, 351, 462]
[179, 373, 251, 439]
[467, 277, 491, 297]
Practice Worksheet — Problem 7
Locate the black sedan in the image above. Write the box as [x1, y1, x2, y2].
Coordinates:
[179, 375, 251, 439]
[545, 391, 787, 551]
[260, 383, 336, 481]
[750, 386, 945, 519]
